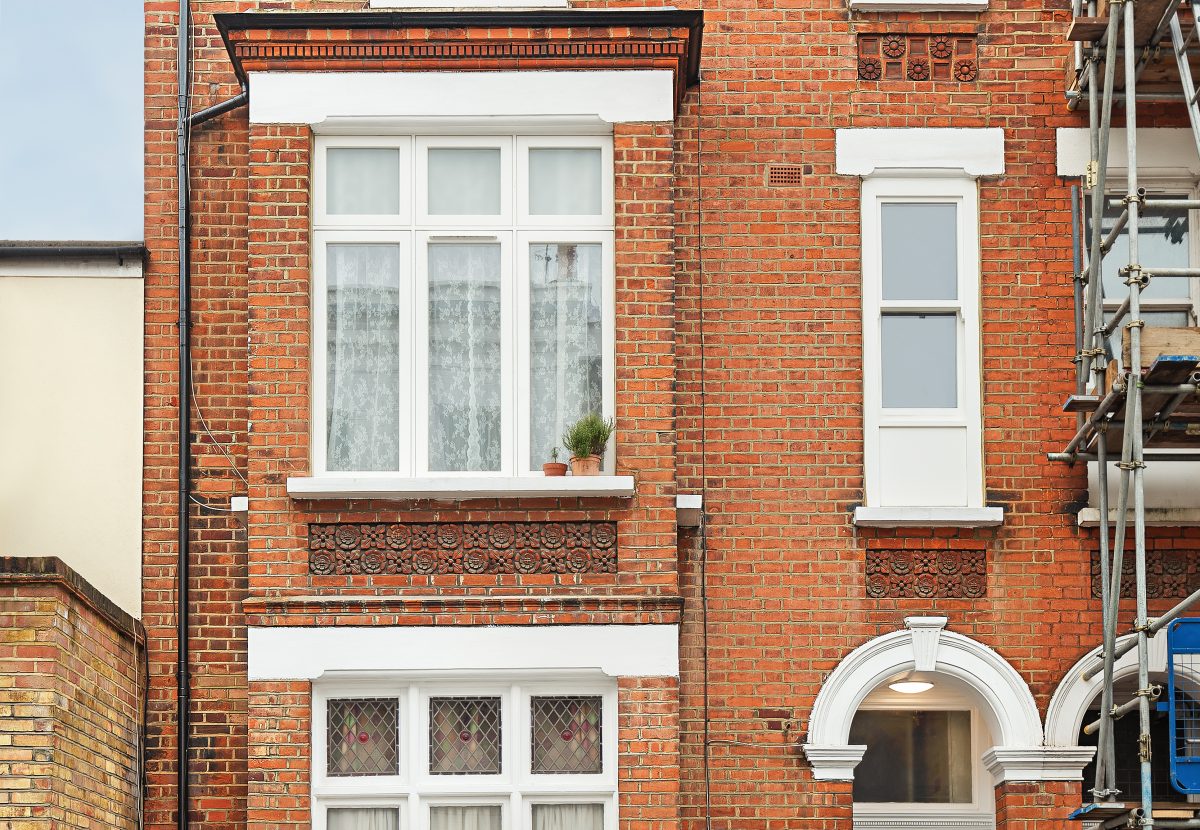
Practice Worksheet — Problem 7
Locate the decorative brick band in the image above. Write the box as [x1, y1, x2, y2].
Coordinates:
[857, 33, 978, 83]
[1091, 549, 1199, 599]
[233, 40, 686, 65]
[865, 547, 987, 598]
[309, 522, 617, 576]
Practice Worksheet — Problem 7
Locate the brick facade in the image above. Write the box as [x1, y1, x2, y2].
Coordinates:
[141, 1, 1197, 830]
[0, 558, 144, 829]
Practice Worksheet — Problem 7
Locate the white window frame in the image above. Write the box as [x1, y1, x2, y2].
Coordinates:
[861, 175, 984, 509]
[312, 674, 617, 830]
[311, 132, 616, 479]
[852, 692, 995, 830]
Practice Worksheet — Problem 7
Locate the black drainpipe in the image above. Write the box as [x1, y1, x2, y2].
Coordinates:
[176, 1, 247, 826]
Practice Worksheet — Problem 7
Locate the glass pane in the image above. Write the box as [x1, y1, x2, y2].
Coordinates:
[327, 698, 400, 777]
[529, 148, 603, 216]
[530, 243, 604, 468]
[849, 710, 972, 803]
[1098, 197, 1191, 301]
[428, 243, 502, 472]
[881, 314, 957, 409]
[327, 148, 401, 215]
[327, 244, 401, 471]
[328, 808, 400, 830]
[881, 203, 958, 301]
[428, 148, 501, 215]
[429, 806, 502, 830]
[532, 804, 604, 830]
[531, 696, 603, 774]
[429, 697, 502, 774]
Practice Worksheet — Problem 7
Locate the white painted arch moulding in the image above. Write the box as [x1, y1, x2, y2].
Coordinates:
[803, 616, 1094, 783]
[247, 623, 679, 681]
[1045, 631, 1170, 748]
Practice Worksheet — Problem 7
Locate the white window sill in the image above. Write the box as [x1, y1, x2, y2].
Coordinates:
[853, 506, 1005, 528]
[1078, 507, 1200, 527]
[287, 475, 635, 501]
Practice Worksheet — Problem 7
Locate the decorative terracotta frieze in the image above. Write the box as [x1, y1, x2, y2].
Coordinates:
[865, 547, 987, 598]
[857, 33, 978, 84]
[308, 522, 618, 576]
[1091, 548, 1200, 599]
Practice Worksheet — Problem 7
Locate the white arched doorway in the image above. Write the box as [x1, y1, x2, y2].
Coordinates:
[804, 617, 1094, 829]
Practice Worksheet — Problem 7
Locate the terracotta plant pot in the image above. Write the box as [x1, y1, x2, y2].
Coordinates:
[569, 455, 603, 476]
[542, 462, 568, 477]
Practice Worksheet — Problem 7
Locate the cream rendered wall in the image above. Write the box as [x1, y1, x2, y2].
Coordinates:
[0, 268, 143, 615]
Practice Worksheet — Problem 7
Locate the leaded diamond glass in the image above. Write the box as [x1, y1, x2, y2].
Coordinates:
[530, 696, 602, 774]
[327, 698, 400, 777]
[429, 696, 502, 774]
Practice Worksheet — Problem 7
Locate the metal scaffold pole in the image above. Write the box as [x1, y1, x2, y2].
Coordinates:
[1059, 0, 1200, 822]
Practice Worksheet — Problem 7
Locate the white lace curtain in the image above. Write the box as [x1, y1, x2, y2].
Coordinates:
[531, 804, 604, 830]
[429, 806, 502, 830]
[529, 243, 603, 466]
[428, 243, 503, 471]
[326, 244, 401, 471]
[327, 808, 399, 830]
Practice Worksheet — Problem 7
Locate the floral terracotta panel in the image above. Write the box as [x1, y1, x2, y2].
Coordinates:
[865, 547, 987, 598]
[858, 34, 978, 83]
[1091, 548, 1200, 598]
[308, 521, 618, 575]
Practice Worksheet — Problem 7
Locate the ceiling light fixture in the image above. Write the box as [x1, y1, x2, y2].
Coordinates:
[888, 672, 934, 694]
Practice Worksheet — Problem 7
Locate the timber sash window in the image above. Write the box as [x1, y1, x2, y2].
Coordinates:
[861, 177, 984, 509]
[312, 680, 616, 830]
[313, 134, 616, 478]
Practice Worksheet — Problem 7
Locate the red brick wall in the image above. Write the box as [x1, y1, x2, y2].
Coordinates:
[144, 2, 1195, 830]
[667, 0, 1194, 826]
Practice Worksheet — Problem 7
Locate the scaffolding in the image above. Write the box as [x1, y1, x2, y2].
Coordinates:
[1057, 0, 1200, 826]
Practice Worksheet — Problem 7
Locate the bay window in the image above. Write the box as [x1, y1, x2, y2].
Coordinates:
[312, 678, 617, 830]
[313, 133, 615, 477]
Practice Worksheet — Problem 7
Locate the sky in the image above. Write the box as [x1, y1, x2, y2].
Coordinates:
[0, 0, 143, 241]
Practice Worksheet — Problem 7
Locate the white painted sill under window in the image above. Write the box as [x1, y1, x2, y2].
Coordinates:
[287, 475, 635, 500]
[853, 506, 1005, 528]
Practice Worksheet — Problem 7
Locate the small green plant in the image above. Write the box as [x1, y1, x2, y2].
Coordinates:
[561, 413, 614, 459]
[550, 446, 560, 463]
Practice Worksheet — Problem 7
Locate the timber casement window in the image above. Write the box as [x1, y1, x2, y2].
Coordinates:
[861, 177, 984, 509]
[312, 134, 616, 478]
[313, 679, 617, 830]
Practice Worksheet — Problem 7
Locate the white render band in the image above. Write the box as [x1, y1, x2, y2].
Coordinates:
[248, 624, 680, 680]
[248, 70, 676, 126]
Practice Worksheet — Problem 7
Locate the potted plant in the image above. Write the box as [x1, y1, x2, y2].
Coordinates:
[543, 446, 568, 477]
[561, 413, 614, 477]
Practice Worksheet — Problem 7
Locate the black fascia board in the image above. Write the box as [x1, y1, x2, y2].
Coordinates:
[214, 9, 703, 86]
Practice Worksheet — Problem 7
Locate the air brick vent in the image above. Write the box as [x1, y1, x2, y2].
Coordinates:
[766, 165, 805, 187]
